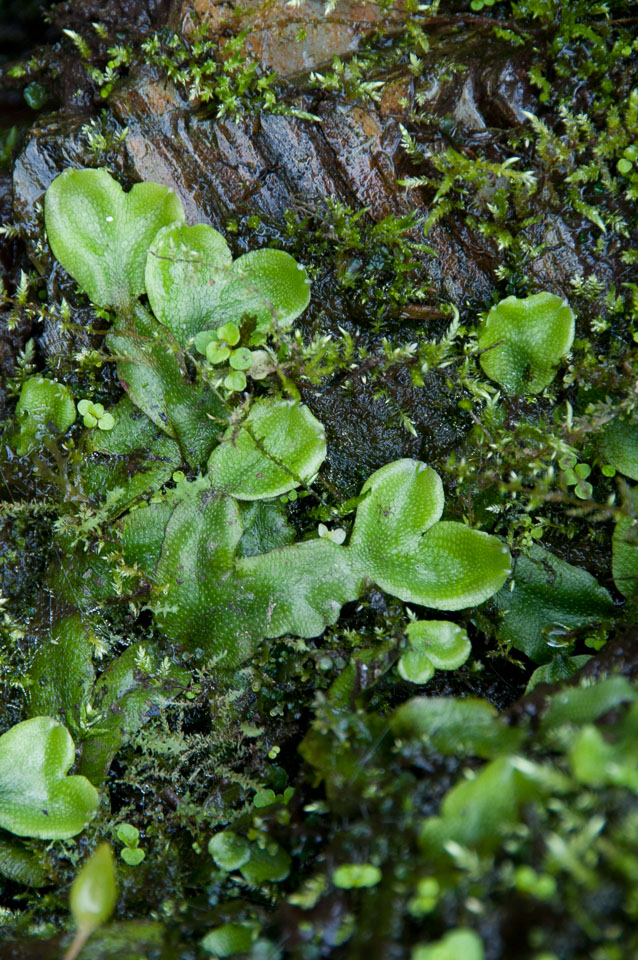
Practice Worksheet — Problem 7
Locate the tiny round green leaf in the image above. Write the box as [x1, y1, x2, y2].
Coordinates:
[24, 81, 48, 109]
[201, 923, 254, 957]
[332, 863, 381, 889]
[254, 788, 277, 808]
[240, 843, 291, 883]
[230, 347, 254, 370]
[223, 370, 247, 392]
[208, 831, 251, 871]
[97, 411, 115, 431]
[413, 929, 484, 960]
[216, 321, 241, 346]
[194, 329, 219, 355]
[116, 823, 139, 847]
[398, 621, 471, 684]
[206, 343, 231, 364]
[120, 847, 145, 866]
[574, 480, 593, 500]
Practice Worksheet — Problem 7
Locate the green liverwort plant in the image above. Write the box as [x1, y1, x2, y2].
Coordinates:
[44, 168, 311, 469]
[145, 220, 310, 345]
[40, 168, 512, 675]
[0, 717, 98, 839]
[207, 397, 327, 500]
[9, 376, 76, 455]
[478, 292, 575, 395]
[397, 620, 472, 685]
[45, 168, 185, 312]
[121, 458, 511, 666]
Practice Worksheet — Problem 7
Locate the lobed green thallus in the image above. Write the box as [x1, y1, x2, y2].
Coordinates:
[0, 168, 513, 849]
[38, 167, 512, 661]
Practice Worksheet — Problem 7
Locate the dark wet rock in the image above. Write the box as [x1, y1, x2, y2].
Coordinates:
[0, 171, 17, 290]
[108, 72, 346, 224]
[108, 69, 498, 303]
[398, 64, 489, 134]
[318, 100, 405, 217]
[524, 213, 614, 294]
[8, 4, 604, 373]
[482, 59, 533, 126]
[452, 73, 487, 132]
[173, 0, 404, 78]
[10, 9, 580, 322]
[303, 367, 464, 495]
[51, 0, 171, 39]
[408, 51, 535, 135]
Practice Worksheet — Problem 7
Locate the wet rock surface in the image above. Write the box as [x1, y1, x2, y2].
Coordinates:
[173, 0, 404, 78]
[8, 8, 538, 291]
